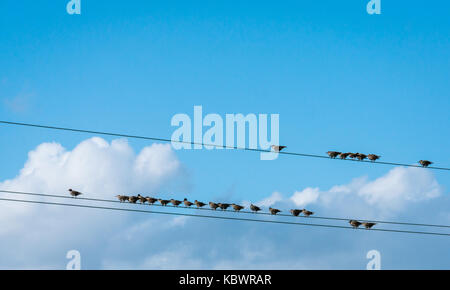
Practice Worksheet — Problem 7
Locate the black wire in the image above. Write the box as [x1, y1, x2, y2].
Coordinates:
[1, 189, 449, 229]
[0, 197, 449, 236]
[1, 120, 448, 171]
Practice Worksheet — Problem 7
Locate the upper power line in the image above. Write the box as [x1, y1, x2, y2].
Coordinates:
[0, 120, 448, 171]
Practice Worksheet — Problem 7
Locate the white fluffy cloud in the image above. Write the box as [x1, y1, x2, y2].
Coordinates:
[0, 137, 186, 269]
[0, 137, 182, 196]
[288, 167, 442, 218]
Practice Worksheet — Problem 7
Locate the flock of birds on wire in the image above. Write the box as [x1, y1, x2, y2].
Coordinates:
[270, 146, 434, 167]
[68, 189, 377, 230]
[65, 146, 436, 231]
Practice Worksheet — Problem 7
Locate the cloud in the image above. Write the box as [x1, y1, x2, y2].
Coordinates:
[0, 137, 182, 195]
[288, 167, 443, 218]
[0, 139, 448, 269]
[0, 137, 185, 269]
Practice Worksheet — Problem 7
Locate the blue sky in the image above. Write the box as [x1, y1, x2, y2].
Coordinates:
[0, 1, 449, 269]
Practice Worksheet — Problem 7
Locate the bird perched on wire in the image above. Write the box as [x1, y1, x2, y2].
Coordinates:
[367, 154, 381, 161]
[146, 197, 157, 204]
[170, 199, 182, 207]
[349, 220, 362, 228]
[128, 196, 138, 204]
[158, 199, 170, 206]
[269, 207, 281, 215]
[348, 153, 359, 159]
[356, 153, 367, 161]
[209, 202, 219, 210]
[326, 151, 341, 159]
[218, 203, 230, 210]
[231, 204, 244, 212]
[137, 194, 147, 204]
[302, 209, 314, 217]
[116, 195, 128, 202]
[290, 209, 302, 217]
[68, 189, 82, 198]
[419, 160, 433, 167]
[362, 222, 377, 229]
[250, 204, 261, 213]
[271, 145, 286, 152]
[184, 198, 194, 207]
[194, 200, 206, 208]
[339, 153, 351, 159]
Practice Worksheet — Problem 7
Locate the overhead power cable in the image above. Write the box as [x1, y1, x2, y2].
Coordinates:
[0, 120, 448, 171]
[1, 189, 449, 229]
[0, 197, 449, 237]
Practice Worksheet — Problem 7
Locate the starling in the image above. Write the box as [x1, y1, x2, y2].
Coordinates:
[209, 202, 219, 210]
[419, 160, 433, 167]
[218, 203, 230, 210]
[194, 200, 206, 208]
[146, 197, 157, 204]
[68, 189, 82, 198]
[231, 204, 244, 212]
[302, 209, 314, 217]
[367, 154, 380, 161]
[183, 198, 194, 207]
[250, 204, 261, 213]
[116, 195, 128, 202]
[290, 209, 302, 216]
[356, 153, 367, 161]
[137, 194, 147, 204]
[158, 199, 170, 206]
[128, 196, 138, 203]
[326, 151, 341, 159]
[170, 199, 182, 207]
[349, 220, 362, 228]
[339, 153, 351, 159]
[269, 207, 281, 215]
[362, 222, 377, 229]
[271, 145, 287, 152]
[348, 153, 359, 159]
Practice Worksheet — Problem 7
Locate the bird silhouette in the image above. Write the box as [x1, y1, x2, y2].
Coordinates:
[209, 202, 219, 210]
[339, 153, 351, 159]
[327, 151, 341, 158]
[302, 209, 314, 217]
[356, 153, 367, 161]
[231, 204, 244, 212]
[269, 207, 281, 215]
[349, 220, 362, 228]
[271, 145, 287, 152]
[137, 194, 147, 204]
[184, 198, 194, 207]
[116, 195, 128, 202]
[194, 200, 206, 208]
[158, 199, 170, 206]
[348, 153, 359, 159]
[250, 204, 261, 213]
[419, 160, 433, 167]
[146, 197, 157, 204]
[367, 154, 380, 161]
[362, 222, 376, 229]
[170, 199, 182, 207]
[290, 209, 302, 216]
[218, 203, 230, 210]
[128, 196, 138, 203]
[68, 189, 82, 198]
